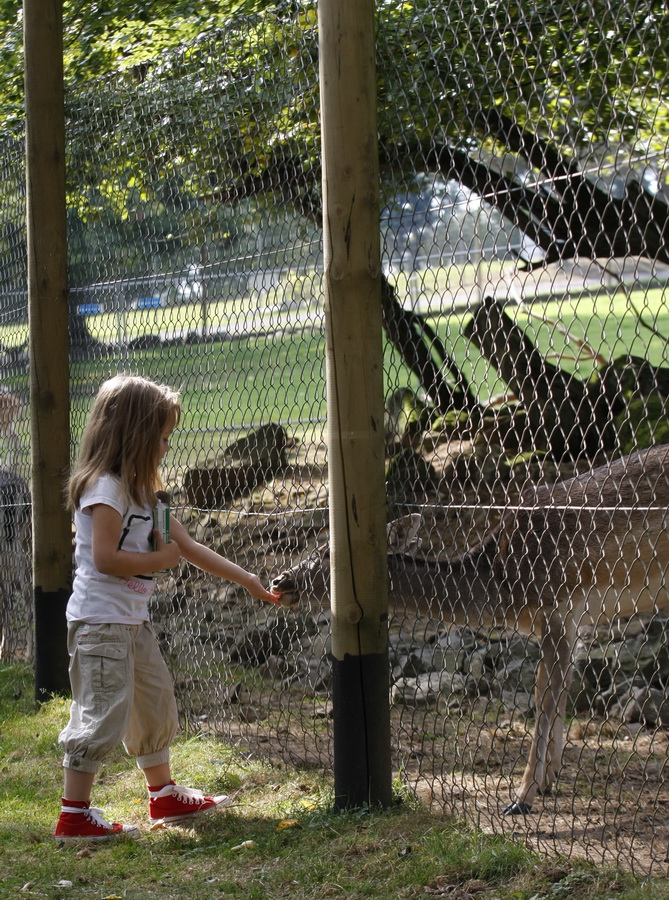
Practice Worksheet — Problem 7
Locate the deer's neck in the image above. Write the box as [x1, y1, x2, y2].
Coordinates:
[388, 537, 499, 627]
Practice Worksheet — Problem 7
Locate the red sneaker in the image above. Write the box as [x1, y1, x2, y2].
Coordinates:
[55, 804, 139, 842]
[148, 782, 230, 827]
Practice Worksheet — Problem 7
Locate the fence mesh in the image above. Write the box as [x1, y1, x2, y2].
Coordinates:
[2, 0, 669, 874]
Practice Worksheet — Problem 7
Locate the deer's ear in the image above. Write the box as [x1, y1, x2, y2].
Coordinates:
[387, 514, 421, 551]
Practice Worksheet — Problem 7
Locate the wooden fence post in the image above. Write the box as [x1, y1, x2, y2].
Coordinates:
[24, 0, 71, 699]
[319, 0, 392, 808]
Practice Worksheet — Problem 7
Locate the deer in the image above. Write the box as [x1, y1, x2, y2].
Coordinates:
[270, 443, 669, 815]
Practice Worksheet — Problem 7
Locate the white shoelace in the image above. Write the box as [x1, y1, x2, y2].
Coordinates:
[150, 784, 207, 805]
[170, 785, 207, 805]
[61, 805, 112, 828]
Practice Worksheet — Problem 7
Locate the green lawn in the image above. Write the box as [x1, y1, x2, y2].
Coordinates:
[66, 331, 329, 470]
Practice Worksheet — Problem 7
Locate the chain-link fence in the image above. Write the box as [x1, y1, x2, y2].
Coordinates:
[0, 130, 32, 664]
[2, 0, 669, 874]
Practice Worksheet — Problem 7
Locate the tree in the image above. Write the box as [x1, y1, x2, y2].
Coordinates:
[3, 1, 668, 436]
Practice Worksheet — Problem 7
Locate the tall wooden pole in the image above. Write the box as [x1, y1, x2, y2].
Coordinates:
[24, 0, 71, 699]
[319, 0, 391, 808]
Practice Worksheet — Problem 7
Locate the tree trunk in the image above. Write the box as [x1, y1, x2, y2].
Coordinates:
[464, 297, 618, 459]
[381, 277, 476, 412]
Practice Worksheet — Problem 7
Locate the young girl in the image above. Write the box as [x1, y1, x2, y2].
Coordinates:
[55, 374, 281, 841]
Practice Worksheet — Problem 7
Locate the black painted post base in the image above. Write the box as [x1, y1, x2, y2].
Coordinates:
[34, 586, 70, 702]
[331, 651, 393, 810]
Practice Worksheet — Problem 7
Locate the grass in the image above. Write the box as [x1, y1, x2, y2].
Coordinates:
[1, 664, 668, 900]
[68, 333, 328, 454]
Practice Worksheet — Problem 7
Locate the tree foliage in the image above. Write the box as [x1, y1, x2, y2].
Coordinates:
[2, 1, 668, 149]
[376, 0, 669, 151]
[0, 0, 284, 132]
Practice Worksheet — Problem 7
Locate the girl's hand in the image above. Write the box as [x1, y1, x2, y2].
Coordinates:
[244, 573, 284, 605]
[153, 529, 181, 570]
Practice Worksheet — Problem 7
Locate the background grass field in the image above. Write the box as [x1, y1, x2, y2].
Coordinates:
[2, 283, 667, 473]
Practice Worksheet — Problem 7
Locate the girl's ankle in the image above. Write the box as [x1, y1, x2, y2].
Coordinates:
[61, 798, 91, 810]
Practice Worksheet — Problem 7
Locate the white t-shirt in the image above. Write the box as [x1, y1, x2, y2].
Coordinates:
[66, 473, 155, 624]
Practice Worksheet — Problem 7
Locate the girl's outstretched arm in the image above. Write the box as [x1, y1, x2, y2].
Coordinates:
[170, 517, 281, 604]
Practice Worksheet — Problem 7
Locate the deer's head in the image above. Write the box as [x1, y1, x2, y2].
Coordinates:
[270, 515, 421, 607]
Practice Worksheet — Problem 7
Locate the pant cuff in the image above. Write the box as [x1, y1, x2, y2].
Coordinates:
[62, 754, 101, 776]
[135, 747, 170, 770]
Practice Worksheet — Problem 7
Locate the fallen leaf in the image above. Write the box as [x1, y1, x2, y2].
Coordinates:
[276, 818, 302, 831]
[230, 840, 256, 851]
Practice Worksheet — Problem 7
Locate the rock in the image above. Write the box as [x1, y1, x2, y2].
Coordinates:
[183, 465, 264, 507]
[183, 424, 291, 508]
[385, 447, 438, 501]
[391, 671, 467, 706]
[219, 423, 291, 470]
[384, 387, 430, 452]
[619, 686, 669, 727]
[615, 394, 669, 454]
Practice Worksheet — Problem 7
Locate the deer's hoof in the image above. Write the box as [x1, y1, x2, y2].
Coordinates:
[502, 800, 533, 815]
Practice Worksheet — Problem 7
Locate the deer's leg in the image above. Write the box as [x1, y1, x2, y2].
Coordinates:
[503, 613, 573, 815]
[543, 618, 576, 793]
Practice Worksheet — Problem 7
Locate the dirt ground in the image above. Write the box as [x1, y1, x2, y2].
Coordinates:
[205, 683, 669, 875]
[406, 713, 669, 875]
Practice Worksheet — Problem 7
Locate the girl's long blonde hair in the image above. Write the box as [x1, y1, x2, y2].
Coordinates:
[68, 374, 181, 510]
